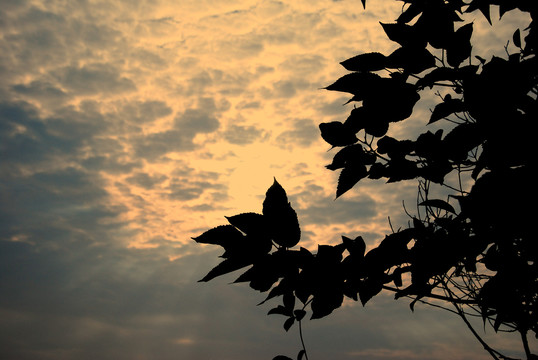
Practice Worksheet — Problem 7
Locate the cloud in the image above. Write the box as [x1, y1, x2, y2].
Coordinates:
[11, 80, 68, 103]
[223, 124, 267, 145]
[126, 172, 168, 190]
[0, 166, 123, 248]
[276, 118, 319, 148]
[0, 100, 109, 168]
[54, 63, 136, 95]
[167, 178, 225, 201]
[294, 188, 378, 226]
[132, 98, 220, 160]
[121, 100, 173, 124]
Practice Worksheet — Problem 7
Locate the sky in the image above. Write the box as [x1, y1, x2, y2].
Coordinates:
[0, 1, 535, 359]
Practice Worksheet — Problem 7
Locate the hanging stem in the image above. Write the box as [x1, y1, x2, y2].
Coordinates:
[298, 319, 309, 360]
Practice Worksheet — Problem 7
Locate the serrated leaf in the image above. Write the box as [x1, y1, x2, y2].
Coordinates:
[385, 46, 436, 74]
[319, 121, 358, 147]
[192, 225, 243, 246]
[262, 179, 301, 248]
[324, 72, 381, 96]
[336, 164, 368, 199]
[419, 199, 456, 214]
[380, 22, 426, 48]
[198, 258, 251, 282]
[326, 144, 367, 171]
[340, 52, 387, 72]
[225, 212, 266, 235]
[429, 98, 466, 123]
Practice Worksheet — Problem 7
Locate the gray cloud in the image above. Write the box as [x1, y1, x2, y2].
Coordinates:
[54, 63, 136, 95]
[276, 118, 319, 148]
[126, 172, 168, 190]
[11, 80, 68, 103]
[293, 190, 378, 227]
[0, 100, 108, 168]
[167, 179, 225, 201]
[223, 124, 267, 145]
[121, 100, 172, 124]
[132, 98, 220, 160]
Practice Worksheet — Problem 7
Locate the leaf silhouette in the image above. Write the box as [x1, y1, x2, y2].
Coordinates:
[429, 97, 466, 123]
[263, 179, 301, 248]
[340, 52, 387, 72]
[225, 212, 266, 235]
[192, 225, 245, 257]
[447, 23, 473, 67]
[336, 164, 368, 198]
[198, 258, 252, 282]
[324, 72, 381, 97]
[513, 28, 521, 48]
[380, 22, 426, 48]
[385, 46, 436, 74]
[319, 121, 358, 147]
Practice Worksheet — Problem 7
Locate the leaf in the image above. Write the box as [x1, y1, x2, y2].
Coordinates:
[293, 309, 306, 321]
[385, 46, 436, 74]
[324, 72, 381, 96]
[336, 164, 368, 199]
[225, 212, 266, 235]
[416, 66, 478, 89]
[447, 23, 473, 67]
[466, 0, 492, 25]
[311, 292, 344, 319]
[429, 98, 466, 123]
[513, 28, 521, 48]
[283, 316, 295, 331]
[262, 179, 301, 248]
[340, 52, 387, 72]
[326, 144, 372, 171]
[297, 349, 306, 360]
[358, 277, 383, 306]
[419, 199, 456, 214]
[268, 305, 293, 317]
[319, 121, 358, 147]
[198, 258, 251, 282]
[341, 235, 366, 258]
[273, 356, 293, 360]
[192, 225, 243, 247]
[380, 22, 426, 48]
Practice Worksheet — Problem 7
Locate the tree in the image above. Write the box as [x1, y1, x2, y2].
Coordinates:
[194, 1, 538, 359]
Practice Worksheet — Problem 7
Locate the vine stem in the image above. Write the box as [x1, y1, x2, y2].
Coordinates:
[298, 319, 309, 360]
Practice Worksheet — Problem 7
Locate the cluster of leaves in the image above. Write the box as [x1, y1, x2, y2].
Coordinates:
[195, 0, 537, 359]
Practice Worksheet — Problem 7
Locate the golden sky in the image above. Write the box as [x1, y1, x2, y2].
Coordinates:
[0, 1, 534, 359]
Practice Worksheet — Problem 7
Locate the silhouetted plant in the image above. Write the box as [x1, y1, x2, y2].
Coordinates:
[194, 0, 537, 359]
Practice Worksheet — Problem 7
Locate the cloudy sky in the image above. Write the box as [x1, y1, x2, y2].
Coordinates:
[1, 1, 534, 359]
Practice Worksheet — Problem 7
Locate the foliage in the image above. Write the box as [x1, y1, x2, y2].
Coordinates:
[194, 0, 538, 359]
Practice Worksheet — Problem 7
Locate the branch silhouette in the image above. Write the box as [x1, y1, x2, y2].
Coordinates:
[195, 0, 538, 359]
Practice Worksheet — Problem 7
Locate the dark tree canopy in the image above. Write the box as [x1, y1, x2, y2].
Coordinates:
[194, 1, 538, 359]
